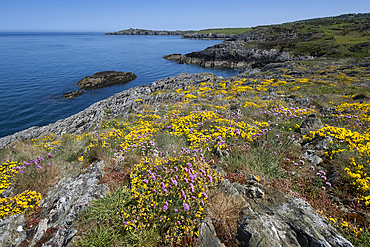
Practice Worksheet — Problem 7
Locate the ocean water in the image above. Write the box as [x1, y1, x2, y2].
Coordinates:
[0, 32, 239, 138]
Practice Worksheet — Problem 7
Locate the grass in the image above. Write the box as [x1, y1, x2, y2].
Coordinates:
[195, 28, 252, 35]
[2, 57, 370, 246]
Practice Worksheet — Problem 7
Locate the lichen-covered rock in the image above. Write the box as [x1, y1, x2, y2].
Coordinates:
[76, 71, 137, 90]
[0, 214, 27, 247]
[0, 161, 108, 247]
[298, 114, 324, 134]
[236, 184, 353, 247]
[197, 217, 225, 247]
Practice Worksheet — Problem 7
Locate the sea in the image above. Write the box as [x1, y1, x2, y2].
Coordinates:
[0, 32, 239, 138]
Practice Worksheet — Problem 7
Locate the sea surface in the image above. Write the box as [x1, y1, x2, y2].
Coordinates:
[0, 32, 239, 138]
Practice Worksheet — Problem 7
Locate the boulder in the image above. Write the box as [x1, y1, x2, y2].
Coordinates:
[76, 71, 137, 90]
[298, 114, 324, 135]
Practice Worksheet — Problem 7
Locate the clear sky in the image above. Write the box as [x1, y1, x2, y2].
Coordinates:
[1, 0, 370, 32]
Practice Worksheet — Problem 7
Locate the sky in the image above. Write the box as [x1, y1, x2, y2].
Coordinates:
[1, 0, 370, 32]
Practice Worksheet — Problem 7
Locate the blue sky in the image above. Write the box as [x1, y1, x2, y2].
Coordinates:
[1, 0, 370, 32]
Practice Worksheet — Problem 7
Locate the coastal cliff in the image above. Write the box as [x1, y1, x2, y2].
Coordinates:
[164, 13, 370, 69]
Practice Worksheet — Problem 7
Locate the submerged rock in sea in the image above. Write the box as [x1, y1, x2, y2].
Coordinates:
[63, 91, 83, 99]
[76, 71, 137, 90]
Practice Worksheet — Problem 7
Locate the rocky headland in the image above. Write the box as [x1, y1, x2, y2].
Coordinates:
[105, 29, 237, 40]
[165, 13, 370, 69]
[105, 29, 187, 36]
[164, 41, 302, 69]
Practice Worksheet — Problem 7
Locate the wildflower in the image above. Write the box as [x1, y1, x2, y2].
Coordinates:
[309, 166, 315, 170]
[143, 179, 149, 184]
[190, 183, 195, 193]
[48, 153, 53, 158]
[37, 165, 41, 169]
[177, 221, 181, 225]
[202, 192, 208, 199]
[326, 182, 331, 186]
[299, 160, 305, 165]
[163, 205, 168, 211]
[183, 203, 190, 211]
[174, 209, 178, 213]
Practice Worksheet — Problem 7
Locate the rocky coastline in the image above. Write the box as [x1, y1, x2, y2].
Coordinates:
[2, 55, 370, 245]
[2, 14, 370, 245]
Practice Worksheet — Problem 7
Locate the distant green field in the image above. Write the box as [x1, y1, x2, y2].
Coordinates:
[195, 28, 251, 35]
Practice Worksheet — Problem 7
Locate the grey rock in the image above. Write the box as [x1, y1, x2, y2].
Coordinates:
[303, 150, 323, 166]
[1, 161, 108, 247]
[298, 114, 324, 134]
[236, 186, 353, 247]
[0, 214, 27, 247]
[197, 217, 225, 247]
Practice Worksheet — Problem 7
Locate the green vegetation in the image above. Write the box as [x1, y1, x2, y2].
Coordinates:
[243, 13, 370, 58]
[195, 27, 252, 35]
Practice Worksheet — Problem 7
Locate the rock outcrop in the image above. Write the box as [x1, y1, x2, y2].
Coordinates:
[198, 178, 354, 247]
[0, 161, 108, 247]
[62, 91, 83, 99]
[164, 41, 295, 69]
[76, 71, 137, 90]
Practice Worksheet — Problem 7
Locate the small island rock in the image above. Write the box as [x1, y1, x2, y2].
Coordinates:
[77, 71, 137, 90]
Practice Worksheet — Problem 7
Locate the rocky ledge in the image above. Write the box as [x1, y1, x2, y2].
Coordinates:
[164, 41, 307, 69]
[76, 71, 137, 90]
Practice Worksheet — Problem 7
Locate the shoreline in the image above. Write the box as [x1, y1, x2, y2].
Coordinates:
[0, 73, 216, 148]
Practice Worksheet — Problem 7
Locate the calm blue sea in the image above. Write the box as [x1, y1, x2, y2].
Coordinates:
[0, 32, 238, 138]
